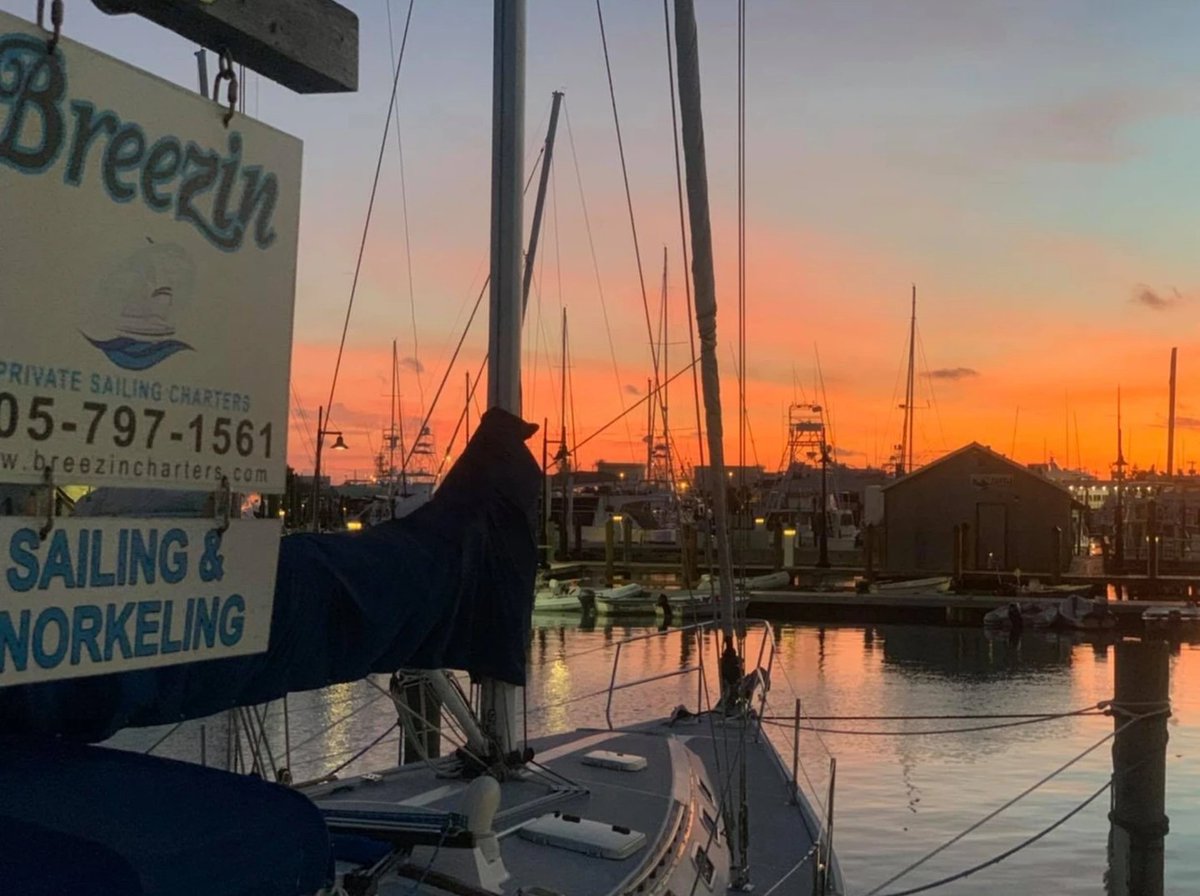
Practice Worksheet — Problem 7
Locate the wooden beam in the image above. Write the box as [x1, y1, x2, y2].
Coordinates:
[92, 0, 358, 94]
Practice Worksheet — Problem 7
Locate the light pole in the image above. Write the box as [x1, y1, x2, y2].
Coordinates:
[311, 404, 349, 532]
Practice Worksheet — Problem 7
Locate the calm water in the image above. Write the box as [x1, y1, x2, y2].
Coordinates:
[112, 620, 1199, 894]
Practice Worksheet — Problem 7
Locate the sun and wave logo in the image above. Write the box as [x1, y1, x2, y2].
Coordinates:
[82, 242, 196, 371]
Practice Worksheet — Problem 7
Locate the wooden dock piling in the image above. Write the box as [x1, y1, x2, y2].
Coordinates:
[1108, 639, 1170, 896]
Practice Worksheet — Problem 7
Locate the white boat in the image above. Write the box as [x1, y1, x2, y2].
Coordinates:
[653, 588, 751, 618]
[700, 569, 791, 592]
[984, 595, 1114, 631]
[868, 575, 952, 594]
[583, 582, 651, 615]
[1142, 603, 1200, 628]
[1053, 594, 1116, 630]
[983, 601, 1059, 629]
[533, 578, 587, 613]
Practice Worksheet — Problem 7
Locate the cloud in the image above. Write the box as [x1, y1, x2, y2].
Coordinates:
[1174, 416, 1200, 430]
[1131, 285, 1184, 311]
[924, 367, 979, 381]
[400, 356, 425, 374]
[624, 384, 642, 396]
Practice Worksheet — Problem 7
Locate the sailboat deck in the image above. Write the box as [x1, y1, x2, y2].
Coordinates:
[308, 717, 831, 895]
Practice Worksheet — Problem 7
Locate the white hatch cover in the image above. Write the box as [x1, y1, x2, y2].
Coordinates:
[519, 812, 646, 859]
[582, 750, 648, 772]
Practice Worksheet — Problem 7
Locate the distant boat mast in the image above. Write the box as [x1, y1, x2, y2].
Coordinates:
[897, 284, 917, 475]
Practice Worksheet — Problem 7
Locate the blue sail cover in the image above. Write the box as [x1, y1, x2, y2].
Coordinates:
[0, 737, 331, 895]
[0, 409, 540, 741]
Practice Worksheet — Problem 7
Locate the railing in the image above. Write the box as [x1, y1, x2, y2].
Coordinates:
[598, 619, 840, 893]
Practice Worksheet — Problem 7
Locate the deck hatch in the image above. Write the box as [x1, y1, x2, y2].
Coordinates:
[582, 749, 648, 772]
[519, 811, 646, 859]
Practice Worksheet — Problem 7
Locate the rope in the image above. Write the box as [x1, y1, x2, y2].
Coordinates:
[324, 722, 399, 779]
[288, 690, 389, 754]
[401, 277, 488, 473]
[764, 708, 1105, 721]
[662, 0, 705, 474]
[562, 100, 636, 458]
[386, 0, 426, 418]
[573, 359, 699, 452]
[763, 713, 1105, 737]
[143, 722, 183, 755]
[595, 0, 667, 429]
[762, 842, 820, 896]
[324, 0, 415, 428]
[872, 779, 1112, 896]
[861, 709, 1163, 895]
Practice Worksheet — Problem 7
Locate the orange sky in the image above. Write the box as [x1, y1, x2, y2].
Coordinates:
[37, 1, 1199, 485]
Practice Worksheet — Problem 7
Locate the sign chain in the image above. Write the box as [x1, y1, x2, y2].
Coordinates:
[35, 0, 63, 52]
[213, 48, 239, 128]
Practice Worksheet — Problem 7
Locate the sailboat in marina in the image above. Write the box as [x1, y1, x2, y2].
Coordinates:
[0, 3, 839, 894]
[304, 4, 839, 894]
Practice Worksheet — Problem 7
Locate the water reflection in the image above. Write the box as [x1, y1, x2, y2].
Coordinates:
[108, 620, 1195, 894]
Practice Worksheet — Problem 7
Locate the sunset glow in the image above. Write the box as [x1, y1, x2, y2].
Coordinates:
[24, 1, 1200, 483]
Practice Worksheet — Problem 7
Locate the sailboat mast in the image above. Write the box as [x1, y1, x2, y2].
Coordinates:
[487, 0, 525, 414]
[902, 284, 916, 474]
[521, 89, 563, 311]
[661, 246, 672, 484]
[481, 0, 525, 754]
[673, 0, 736, 638]
[388, 340, 398, 516]
[1168, 347, 1178, 476]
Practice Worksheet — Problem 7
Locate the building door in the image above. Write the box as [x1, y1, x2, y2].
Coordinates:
[976, 502, 1007, 569]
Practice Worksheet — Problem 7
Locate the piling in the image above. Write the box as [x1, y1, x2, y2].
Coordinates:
[622, 515, 634, 578]
[604, 517, 616, 586]
[1052, 526, 1063, 584]
[864, 524, 876, 585]
[952, 524, 962, 581]
[1148, 499, 1159, 584]
[1108, 639, 1169, 896]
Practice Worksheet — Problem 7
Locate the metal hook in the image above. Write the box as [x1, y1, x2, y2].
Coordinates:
[38, 466, 55, 541]
[45, 0, 63, 54]
[214, 476, 232, 535]
[212, 48, 238, 128]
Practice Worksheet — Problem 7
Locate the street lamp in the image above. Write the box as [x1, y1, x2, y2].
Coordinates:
[311, 404, 349, 531]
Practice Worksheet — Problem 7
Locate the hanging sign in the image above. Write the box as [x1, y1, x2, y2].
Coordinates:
[0, 11, 301, 492]
[0, 517, 280, 686]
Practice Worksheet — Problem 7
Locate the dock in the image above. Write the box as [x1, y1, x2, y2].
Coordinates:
[546, 560, 1200, 630]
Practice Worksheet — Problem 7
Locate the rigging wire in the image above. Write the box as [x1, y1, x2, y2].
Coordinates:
[386, 0, 426, 418]
[400, 277, 487, 472]
[573, 359, 700, 453]
[662, 0, 705, 475]
[562, 99, 637, 457]
[737, 0, 747, 482]
[594, 0, 669, 430]
[861, 708, 1164, 896]
[872, 777, 1113, 896]
[290, 383, 317, 465]
[323, 0, 415, 429]
[915, 323, 949, 456]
